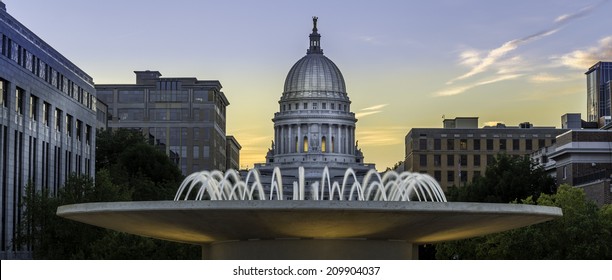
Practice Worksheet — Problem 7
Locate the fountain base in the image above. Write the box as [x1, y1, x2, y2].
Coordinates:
[203, 239, 416, 260]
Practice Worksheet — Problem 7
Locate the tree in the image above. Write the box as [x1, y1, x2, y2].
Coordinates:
[446, 154, 556, 203]
[436, 185, 612, 259]
[17, 129, 200, 259]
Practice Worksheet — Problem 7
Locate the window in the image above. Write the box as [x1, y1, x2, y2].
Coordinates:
[282, 104, 286, 111]
[434, 155, 441, 167]
[303, 102, 308, 109]
[295, 103, 298, 110]
[420, 154, 427, 167]
[434, 139, 441, 150]
[419, 139, 427, 150]
[321, 136, 327, 152]
[312, 103, 318, 110]
[118, 90, 145, 103]
[563, 166, 567, 179]
[66, 114, 73, 136]
[499, 139, 507, 150]
[447, 155, 454, 166]
[526, 139, 533, 151]
[85, 125, 92, 145]
[322, 103, 326, 109]
[434, 171, 441, 182]
[29, 95, 38, 121]
[513, 139, 520, 151]
[15, 87, 24, 115]
[474, 139, 481, 150]
[42, 102, 50, 126]
[446, 139, 454, 150]
[55, 109, 62, 131]
[76, 120, 82, 141]
[447, 171, 455, 182]
[460, 139, 467, 150]
[0, 78, 7, 107]
[331, 103, 335, 110]
[460, 154, 467, 166]
[460, 171, 468, 182]
[473, 155, 481, 166]
[538, 139, 546, 149]
[486, 139, 494, 150]
[303, 136, 308, 152]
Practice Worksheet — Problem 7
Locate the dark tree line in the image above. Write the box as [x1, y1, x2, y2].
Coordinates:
[435, 154, 612, 259]
[15, 129, 199, 259]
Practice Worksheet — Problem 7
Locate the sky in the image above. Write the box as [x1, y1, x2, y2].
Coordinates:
[3, 0, 611, 170]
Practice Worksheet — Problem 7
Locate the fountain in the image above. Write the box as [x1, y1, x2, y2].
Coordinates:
[57, 166, 562, 259]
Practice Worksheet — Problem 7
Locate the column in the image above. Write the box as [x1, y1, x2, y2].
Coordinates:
[337, 125, 342, 154]
[274, 126, 278, 154]
[280, 125, 284, 154]
[328, 124, 332, 153]
[288, 125, 292, 153]
[345, 126, 349, 155]
[297, 125, 302, 153]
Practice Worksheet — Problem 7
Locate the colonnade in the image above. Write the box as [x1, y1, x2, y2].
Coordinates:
[273, 123, 355, 155]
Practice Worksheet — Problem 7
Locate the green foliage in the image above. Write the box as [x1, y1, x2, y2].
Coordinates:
[436, 185, 612, 259]
[17, 128, 199, 259]
[446, 154, 556, 203]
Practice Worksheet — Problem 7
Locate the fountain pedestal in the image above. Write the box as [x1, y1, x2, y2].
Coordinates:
[203, 239, 417, 260]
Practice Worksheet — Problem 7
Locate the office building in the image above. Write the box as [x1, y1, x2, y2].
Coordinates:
[586, 61, 612, 124]
[405, 117, 567, 191]
[225, 135, 240, 171]
[95, 71, 237, 174]
[1, 2, 97, 258]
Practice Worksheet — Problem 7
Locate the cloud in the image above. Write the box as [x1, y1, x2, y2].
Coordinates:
[356, 127, 405, 146]
[360, 104, 388, 111]
[355, 104, 388, 118]
[529, 72, 563, 83]
[558, 36, 612, 69]
[357, 36, 384, 45]
[447, 29, 558, 85]
[438, 2, 605, 97]
[435, 74, 523, 97]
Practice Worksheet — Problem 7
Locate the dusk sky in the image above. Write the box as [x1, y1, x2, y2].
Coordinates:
[4, 0, 611, 170]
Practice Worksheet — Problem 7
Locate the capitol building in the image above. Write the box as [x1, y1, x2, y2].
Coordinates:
[254, 17, 375, 195]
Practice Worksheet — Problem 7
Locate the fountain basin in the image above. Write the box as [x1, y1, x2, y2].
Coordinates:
[57, 200, 561, 259]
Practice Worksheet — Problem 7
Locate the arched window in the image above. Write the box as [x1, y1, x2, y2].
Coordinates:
[295, 136, 298, 153]
[321, 136, 327, 152]
[303, 136, 309, 152]
[331, 136, 335, 153]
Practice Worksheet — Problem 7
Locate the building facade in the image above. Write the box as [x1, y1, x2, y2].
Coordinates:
[1, 3, 97, 258]
[225, 135, 241, 171]
[95, 71, 234, 175]
[254, 17, 375, 197]
[586, 61, 612, 124]
[532, 129, 612, 206]
[405, 117, 567, 191]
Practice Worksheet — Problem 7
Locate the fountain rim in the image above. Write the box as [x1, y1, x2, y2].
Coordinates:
[57, 200, 562, 217]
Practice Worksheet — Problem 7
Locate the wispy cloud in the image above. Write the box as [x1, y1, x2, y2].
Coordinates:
[437, 2, 605, 97]
[357, 36, 384, 45]
[435, 74, 523, 97]
[355, 104, 388, 118]
[558, 36, 612, 69]
[529, 72, 564, 83]
[356, 126, 405, 146]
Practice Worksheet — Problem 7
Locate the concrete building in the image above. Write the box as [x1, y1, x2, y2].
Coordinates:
[95, 71, 236, 175]
[1, 2, 97, 258]
[225, 135, 241, 171]
[253, 17, 375, 197]
[586, 61, 612, 124]
[532, 118, 612, 206]
[405, 117, 567, 191]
